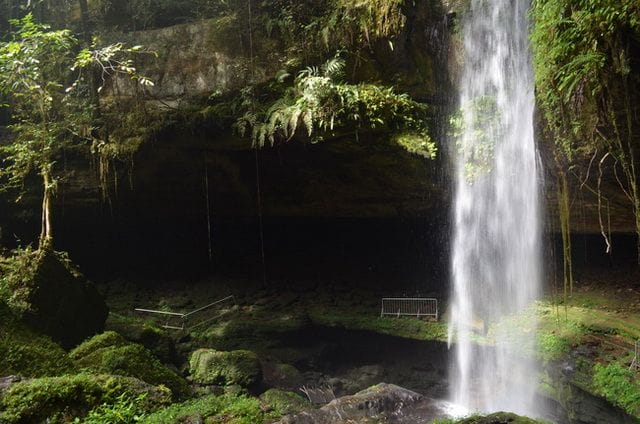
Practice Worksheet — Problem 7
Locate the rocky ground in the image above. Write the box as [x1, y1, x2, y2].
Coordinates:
[1, 259, 639, 423]
[94, 266, 640, 423]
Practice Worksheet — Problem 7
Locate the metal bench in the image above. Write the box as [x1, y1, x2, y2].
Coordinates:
[380, 297, 438, 320]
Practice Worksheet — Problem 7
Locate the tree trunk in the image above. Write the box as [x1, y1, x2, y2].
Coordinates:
[39, 169, 53, 250]
[558, 171, 573, 300]
[78, 0, 89, 38]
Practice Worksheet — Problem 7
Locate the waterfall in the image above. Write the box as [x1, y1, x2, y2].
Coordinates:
[448, 0, 541, 416]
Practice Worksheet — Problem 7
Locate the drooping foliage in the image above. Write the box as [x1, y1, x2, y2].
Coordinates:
[530, 0, 640, 288]
[531, 0, 640, 161]
[0, 14, 150, 247]
[234, 56, 436, 158]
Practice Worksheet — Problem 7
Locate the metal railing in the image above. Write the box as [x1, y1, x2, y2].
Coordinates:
[380, 297, 438, 319]
[135, 295, 235, 330]
[631, 339, 639, 372]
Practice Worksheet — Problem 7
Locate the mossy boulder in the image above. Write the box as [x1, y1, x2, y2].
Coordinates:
[189, 349, 262, 389]
[0, 373, 171, 424]
[260, 388, 310, 416]
[456, 412, 546, 424]
[0, 302, 75, 377]
[106, 313, 178, 365]
[69, 330, 128, 359]
[0, 248, 108, 349]
[70, 331, 190, 400]
[262, 362, 304, 391]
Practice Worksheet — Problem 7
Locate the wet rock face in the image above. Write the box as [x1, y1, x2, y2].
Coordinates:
[102, 18, 279, 105]
[543, 359, 640, 424]
[277, 383, 449, 424]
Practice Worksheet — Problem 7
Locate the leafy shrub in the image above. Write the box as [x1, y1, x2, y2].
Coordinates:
[142, 393, 270, 424]
[235, 56, 435, 159]
[81, 392, 149, 424]
[0, 373, 171, 423]
[593, 363, 640, 417]
[537, 333, 571, 361]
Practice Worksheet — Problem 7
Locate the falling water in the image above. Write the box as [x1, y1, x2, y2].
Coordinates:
[449, 0, 541, 417]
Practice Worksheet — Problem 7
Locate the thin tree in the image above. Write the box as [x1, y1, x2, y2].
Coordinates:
[0, 14, 152, 249]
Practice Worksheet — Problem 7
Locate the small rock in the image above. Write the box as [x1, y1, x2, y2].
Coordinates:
[0, 375, 21, 392]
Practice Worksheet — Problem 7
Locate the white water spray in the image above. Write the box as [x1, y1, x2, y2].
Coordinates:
[449, 0, 541, 416]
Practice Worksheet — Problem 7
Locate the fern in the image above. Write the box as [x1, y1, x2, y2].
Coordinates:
[235, 54, 433, 157]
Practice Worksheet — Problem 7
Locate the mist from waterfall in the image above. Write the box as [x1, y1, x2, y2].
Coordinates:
[448, 0, 541, 416]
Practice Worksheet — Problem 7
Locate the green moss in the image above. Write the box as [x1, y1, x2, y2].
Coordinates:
[106, 313, 179, 364]
[189, 349, 262, 389]
[310, 307, 448, 342]
[593, 363, 640, 417]
[142, 393, 271, 424]
[0, 373, 171, 424]
[0, 302, 75, 377]
[69, 331, 128, 360]
[71, 332, 190, 400]
[82, 392, 150, 424]
[455, 412, 547, 424]
[537, 333, 571, 361]
[393, 132, 437, 159]
[0, 248, 108, 348]
[259, 389, 309, 416]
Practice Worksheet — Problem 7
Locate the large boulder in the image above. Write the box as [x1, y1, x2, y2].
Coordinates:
[105, 313, 178, 365]
[70, 331, 190, 400]
[262, 362, 305, 391]
[0, 248, 108, 349]
[456, 412, 548, 424]
[0, 302, 75, 377]
[260, 389, 310, 416]
[277, 383, 444, 424]
[189, 348, 262, 389]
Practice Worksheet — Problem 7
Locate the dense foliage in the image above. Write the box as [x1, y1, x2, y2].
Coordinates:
[0, 373, 172, 423]
[0, 14, 150, 247]
[593, 363, 640, 416]
[234, 56, 435, 157]
[530, 0, 640, 293]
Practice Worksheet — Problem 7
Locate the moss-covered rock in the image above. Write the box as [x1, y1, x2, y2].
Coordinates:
[260, 388, 310, 416]
[0, 302, 75, 377]
[0, 248, 108, 349]
[593, 363, 640, 418]
[189, 349, 262, 389]
[262, 362, 304, 391]
[0, 373, 172, 424]
[456, 412, 546, 424]
[69, 331, 128, 359]
[106, 313, 178, 365]
[71, 331, 190, 400]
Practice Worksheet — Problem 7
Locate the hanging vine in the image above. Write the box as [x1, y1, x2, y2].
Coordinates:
[531, 0, 640, 288]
